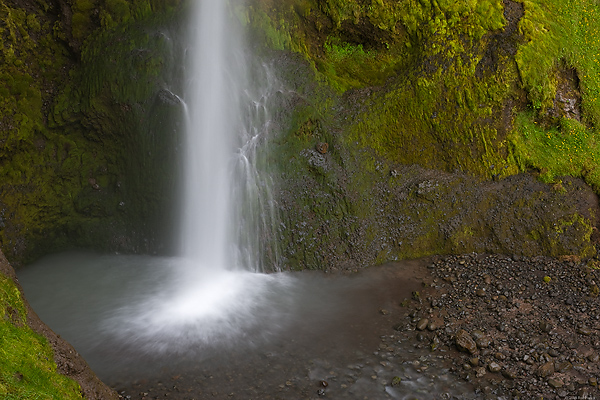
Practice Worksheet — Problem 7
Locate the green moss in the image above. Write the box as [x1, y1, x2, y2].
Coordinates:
[0, 0, 185, 263]
[0, 273, 82, 399]
[510, 112, 600, 190]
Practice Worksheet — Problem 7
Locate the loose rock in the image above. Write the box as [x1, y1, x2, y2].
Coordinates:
[455, 329, 478, 355]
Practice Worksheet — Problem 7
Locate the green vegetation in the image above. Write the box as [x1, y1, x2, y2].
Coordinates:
[0, 274, 82, 399]
[511, 114, 600, 189]
[0, 0, 184, 263]
[246, 0, 600, 191]
[245, 0, 600, 269]
[511, 0, 600, 191]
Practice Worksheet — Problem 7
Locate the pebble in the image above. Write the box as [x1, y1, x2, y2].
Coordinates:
[537, 361, 555, 378]
[502, 368, 518, 379]
[455, 329, 478, 355]
[556, 362, 573, 373]
[539, 321, 552, 333]
[548, 348, 560, 357]
[427, 321, 438, 331]
[548, 378, 564, 389]
[476, 336, 492, 349]
[416, 318, 429, 331]
[488, 362, 501, 373]
[577, 327, 593, 336]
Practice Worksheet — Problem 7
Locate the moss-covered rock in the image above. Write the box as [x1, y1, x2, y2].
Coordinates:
[0, 0, 184, 264]
[0, 249, 118, 399]
[242, 0, 600, 269]
[2, 0, 600, 270]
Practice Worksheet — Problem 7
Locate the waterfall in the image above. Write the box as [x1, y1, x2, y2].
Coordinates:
[180, 0, 282, 272]
[180, 0, 236, 267]
[68, 0, 289, 352]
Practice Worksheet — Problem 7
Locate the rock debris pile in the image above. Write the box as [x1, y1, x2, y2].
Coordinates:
[401, 253, 600, 399]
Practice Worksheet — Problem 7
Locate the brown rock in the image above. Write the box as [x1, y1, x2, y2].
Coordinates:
[548, 378, 564, 388]
[476, 335, 492, 349]
[455, 329, 478, 354]
[488, 362, 502, 373]
[416, 318, 429, 331]
[316, 142, 328, 154]
[537, 362, 555, 378]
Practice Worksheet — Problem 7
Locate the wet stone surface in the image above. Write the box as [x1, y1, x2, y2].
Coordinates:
[114, 254, 600, 399]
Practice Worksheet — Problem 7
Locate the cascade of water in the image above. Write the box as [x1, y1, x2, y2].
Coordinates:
[87, 1, 288, 352]
[180, 0, 281, 272]
[180, 0, 238, 267]
[232, 64, 283, 272]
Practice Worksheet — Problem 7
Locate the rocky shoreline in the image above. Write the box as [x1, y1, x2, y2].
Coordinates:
[114, 254, 600, 400]
[399, 253, 600, 399]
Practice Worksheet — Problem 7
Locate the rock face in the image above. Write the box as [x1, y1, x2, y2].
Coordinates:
[0, 250, 118, 399]
[0, 0, 599, 271]
[0, 0, 185, 264]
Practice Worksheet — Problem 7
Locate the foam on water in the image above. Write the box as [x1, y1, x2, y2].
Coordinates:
[104, 260, 294, 352]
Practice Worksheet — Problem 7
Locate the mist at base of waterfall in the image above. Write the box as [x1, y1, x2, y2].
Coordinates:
[17, 251, 379, 380]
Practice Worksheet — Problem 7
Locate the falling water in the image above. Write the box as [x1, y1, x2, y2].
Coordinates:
[180, 0, 280, 272]
[180, 0, 237, 267]
[107, 0, 289, 350]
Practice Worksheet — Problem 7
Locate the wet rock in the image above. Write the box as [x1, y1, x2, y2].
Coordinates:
[416, 318, 429, 331]
[427, 321, 438, 331]
[556, 361, 573, 373]
[537, 362, 555, 378]
[548, 378, 564, 389]
[455, 329, 478, 354]
[430, 335, 440, 351]
[577, 326, 593, 336]
[475, 367, 487, 378]
[502, 368, 518, 379]
[539, 321, 552, 333]
[488, 362, 502, 373]
[476, 335, 492, 349]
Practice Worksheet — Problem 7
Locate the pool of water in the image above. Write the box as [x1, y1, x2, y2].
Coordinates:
[18, 251, 475, 399]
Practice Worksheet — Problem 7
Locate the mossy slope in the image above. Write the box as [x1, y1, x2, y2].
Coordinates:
[244, 0, 600, 269]
[0, 249, 118, 399]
